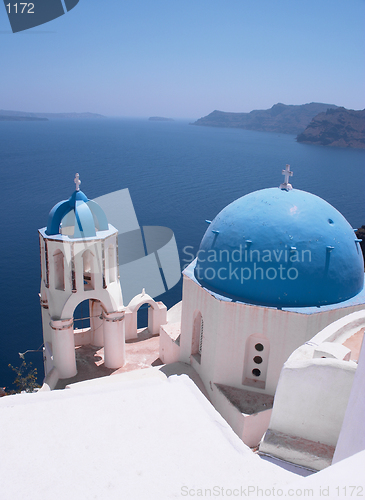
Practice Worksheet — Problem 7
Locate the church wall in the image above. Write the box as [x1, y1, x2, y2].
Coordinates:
[179, 275, 204, 363]
[179, 274, 365, 400]
[202, 299, 311, 396]
[261, 310, 307, 395]
[187, 289, 218, 391]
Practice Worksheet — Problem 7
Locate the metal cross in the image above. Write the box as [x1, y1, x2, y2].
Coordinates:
[280, 164, 293, 190]
[74, 173, 81, 191]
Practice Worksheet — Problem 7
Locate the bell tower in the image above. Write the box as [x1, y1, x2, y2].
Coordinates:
[39, 174, 125, 381]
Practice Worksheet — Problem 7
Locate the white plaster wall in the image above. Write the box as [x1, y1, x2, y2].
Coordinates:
[266, 359, 356, 446]
[212, 383, 272, 448]
[166, 301, 182, 323]
[74, 328, 92, 346]
[159, 324, 181, 364]
[333, 311, 365, 463]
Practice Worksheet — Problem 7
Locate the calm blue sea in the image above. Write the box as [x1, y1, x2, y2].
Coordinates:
[0, 118, 364, 389]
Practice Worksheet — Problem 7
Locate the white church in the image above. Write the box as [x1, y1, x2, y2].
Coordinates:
[1, 168, 364, 498]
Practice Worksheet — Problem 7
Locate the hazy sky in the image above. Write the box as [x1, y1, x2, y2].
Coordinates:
[1, 0, 364, 118]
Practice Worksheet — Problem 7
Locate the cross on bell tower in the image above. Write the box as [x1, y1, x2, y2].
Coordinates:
[280, 164, 293, 191]
[74, 173, 81, 191]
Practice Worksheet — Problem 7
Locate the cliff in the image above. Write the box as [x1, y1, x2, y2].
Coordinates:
[296, 108, 365, 148]
[192, 103, 338, 135]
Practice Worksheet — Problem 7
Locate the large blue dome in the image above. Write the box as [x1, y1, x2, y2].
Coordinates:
[195, 187, 364, 307]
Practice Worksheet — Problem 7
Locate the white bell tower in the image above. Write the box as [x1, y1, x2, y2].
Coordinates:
[39, 174, 125, 380]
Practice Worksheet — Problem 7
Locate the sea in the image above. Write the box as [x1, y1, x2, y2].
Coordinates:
[0, 118, 364, 389]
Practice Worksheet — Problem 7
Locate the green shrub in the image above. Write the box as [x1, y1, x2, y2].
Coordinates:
[7, 360, 41, 394]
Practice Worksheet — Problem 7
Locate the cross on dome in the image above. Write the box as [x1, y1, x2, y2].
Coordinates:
[74, 173, 81, 191]
[280, 164, 293, 191]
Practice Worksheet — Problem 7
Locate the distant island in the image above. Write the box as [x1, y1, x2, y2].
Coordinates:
[192, 103, 339, 135]
[0, 115, 48, 122]
[192, 103, 365, 148]
[0, 110, 104, 120]
[297, 108, 365, 149]
[148, 116, 174, 122]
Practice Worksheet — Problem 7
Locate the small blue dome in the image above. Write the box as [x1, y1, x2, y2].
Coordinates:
[46, 179, 109, 238]
[195, 187, 364, 307]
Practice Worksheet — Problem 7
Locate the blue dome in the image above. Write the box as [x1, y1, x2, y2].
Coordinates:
[195, 187, 364, 307]
[46, 186, 109, 238]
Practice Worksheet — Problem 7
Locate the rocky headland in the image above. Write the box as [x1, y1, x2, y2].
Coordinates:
[192, 102, 338, 135]
[296, 108, 365, 148]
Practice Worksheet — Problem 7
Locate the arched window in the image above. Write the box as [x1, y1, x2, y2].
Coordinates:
[82, 250, 95, 290]
[108, 246, 116, 284]
[191, 311, 204, 363]
[242, 334, 270, 389]
[53, 249, 65, 291]
[199, 318, 204, 354]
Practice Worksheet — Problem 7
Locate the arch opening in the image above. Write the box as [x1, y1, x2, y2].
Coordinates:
[82, 250, 95, 291]
[74, 299, 91, 330]
[125, 296, 165, 340]
[137, 303, 150, 330]
[53, 249, 65, 291]
[70, 298, 107, 348]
